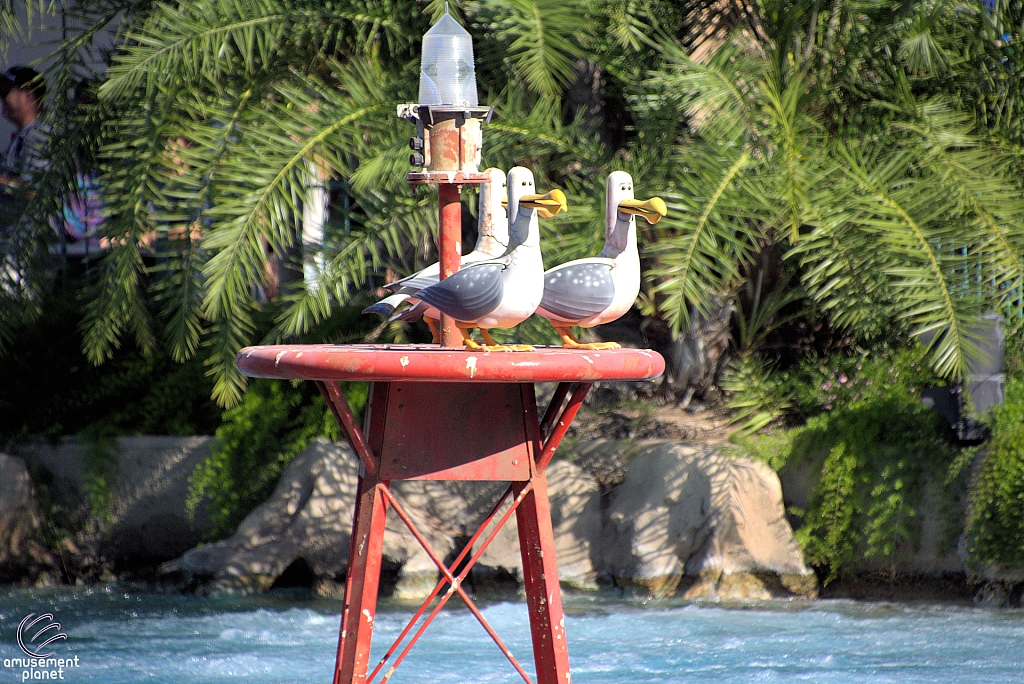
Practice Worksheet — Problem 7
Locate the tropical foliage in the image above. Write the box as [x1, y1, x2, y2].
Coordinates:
[733, 347, 961, 583]
[962, 375, 1024, 570]
[1, 0, 1023, 409]
[185, 378, 357, 540]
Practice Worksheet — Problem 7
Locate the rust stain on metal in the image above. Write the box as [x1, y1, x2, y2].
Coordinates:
[427, 120, 462, 173]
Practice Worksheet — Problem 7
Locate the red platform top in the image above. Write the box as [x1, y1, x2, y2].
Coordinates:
[236, 344, 665, 383]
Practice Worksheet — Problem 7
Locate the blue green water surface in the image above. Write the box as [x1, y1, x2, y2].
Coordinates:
[0, 586, 1021, 683]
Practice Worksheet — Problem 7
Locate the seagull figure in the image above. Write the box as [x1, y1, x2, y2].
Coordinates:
[363, 167, 509, 340]
[396, 166, 566, 351]
[535, 170, 667, 349]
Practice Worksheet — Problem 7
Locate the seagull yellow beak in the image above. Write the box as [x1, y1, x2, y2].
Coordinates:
[519, 189, 568, 218]
[618, 197, 668, 224]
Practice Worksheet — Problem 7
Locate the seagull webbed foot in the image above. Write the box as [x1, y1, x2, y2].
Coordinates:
[479, 329, 522, 351]
[462, 328, 514, 352]
[555, 326, 620, 350]
[424, 317, 441, 344]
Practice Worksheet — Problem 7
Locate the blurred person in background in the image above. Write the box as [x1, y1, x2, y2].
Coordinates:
[0, 66, 47, 288]
[0, 65, 47, 185]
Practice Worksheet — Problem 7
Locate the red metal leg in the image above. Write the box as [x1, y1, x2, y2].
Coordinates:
[515, 472, 571, 684]
[536, 382, 591, 471]
[378, 485, 534, 684]
[368, 485, 516, 682]
[334, 474, 390, 684]
[437, 182, 462, 348]
[318, 381, 379, 476]
[538, 382, 573, 440]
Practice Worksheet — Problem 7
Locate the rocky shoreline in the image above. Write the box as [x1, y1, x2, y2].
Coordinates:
[0, 436, 1018, 606]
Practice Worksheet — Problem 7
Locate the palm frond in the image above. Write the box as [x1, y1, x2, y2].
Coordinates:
[836, 141, 983, 378]
[646, 145, 763, 333]
[894, 97, 1024, 335]
[653, 39, 761, 143]
[722, 355, 793, 436]
[0, 1, 62, 58]
[474, 0, 586, 98]
[102, 0, 398, 100]
[895, 0, 962, 76]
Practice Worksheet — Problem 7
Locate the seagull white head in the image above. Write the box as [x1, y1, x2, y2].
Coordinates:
[505, 166, 568, 246]
[603, 170, 667, 255]
[506, 166, 536, 231]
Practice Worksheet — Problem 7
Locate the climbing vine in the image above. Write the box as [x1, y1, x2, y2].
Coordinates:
[738, 392, 959, 583]
[962, 377, 1024, 570]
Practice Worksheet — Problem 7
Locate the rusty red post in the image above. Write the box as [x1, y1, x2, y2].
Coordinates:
[515, 473, 571, 684]
[437, 182, 462, 348]
[334, 474, 389, 684]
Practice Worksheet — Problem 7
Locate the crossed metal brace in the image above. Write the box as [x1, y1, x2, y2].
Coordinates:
[316, 379, 593, 684]
[368, 482, 535, 683]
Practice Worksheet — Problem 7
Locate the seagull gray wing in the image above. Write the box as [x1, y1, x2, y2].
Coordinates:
[391, 299, 429, 323]
[540, 261, 615, 320]
[386, 269, 438, 294]
[413, 262, 505, 322]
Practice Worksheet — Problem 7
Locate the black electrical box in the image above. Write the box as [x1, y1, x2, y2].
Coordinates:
[920, 312, 1006, 442]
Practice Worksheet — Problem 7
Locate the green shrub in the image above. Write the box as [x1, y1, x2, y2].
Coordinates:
[725, 343, 943, 435]
[787, 346, 942, 416]
[737, 392, 959, 583]
[186, 379, 365, 541]
[0, 287, 220, 446]
[78, 423, 120, 529]
[963, 377, 1024, 570]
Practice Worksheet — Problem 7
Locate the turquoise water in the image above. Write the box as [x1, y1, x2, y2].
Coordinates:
[1, 586, 1022, 683]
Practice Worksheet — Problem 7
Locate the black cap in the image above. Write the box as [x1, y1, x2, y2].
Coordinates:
[0, 66, 45, 100]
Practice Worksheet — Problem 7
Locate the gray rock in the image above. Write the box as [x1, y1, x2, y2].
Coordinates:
[0, 453, 41, 564]
[16, 436, 216, 563]
[12, 434, 819, 602]
[162, 439, 604, 597]
[162, 438, 360, 595]
[603, 443, 816, 599]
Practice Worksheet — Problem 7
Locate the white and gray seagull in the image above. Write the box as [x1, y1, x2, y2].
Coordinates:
[362, 167, 509, 340]
[535, 170, 667, 349]
[393, 166, 567, 351]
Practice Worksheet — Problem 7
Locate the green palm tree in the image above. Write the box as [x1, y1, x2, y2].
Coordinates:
[644, 0, 1024, 384]
[3, 0, 1023, 411]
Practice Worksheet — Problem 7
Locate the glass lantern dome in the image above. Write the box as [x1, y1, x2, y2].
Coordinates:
[418, 8, 478, 107]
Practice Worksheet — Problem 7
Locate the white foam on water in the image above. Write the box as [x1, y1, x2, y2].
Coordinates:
[0, 590, 1022, 683]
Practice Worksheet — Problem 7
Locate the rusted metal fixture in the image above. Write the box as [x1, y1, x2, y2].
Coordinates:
[396, 6, 495, 347]
[237, 347, 665, 684]
[398, 103, 493, 348]
[399, 104, 493, 177]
